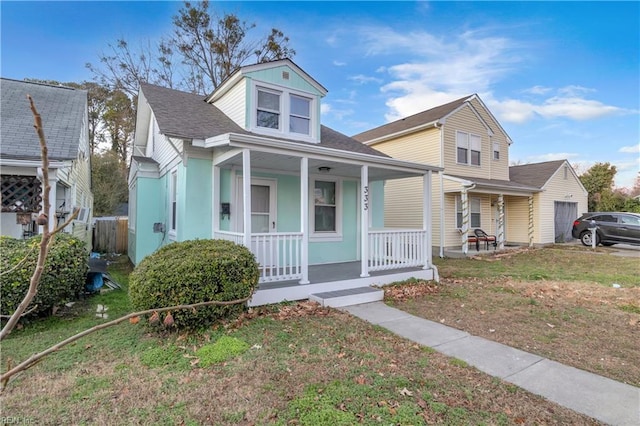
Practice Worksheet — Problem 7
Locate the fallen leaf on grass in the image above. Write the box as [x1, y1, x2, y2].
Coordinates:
[399, 387, 413, 396]
[129, 316, 140, 324]
[546, 323, 555, 328]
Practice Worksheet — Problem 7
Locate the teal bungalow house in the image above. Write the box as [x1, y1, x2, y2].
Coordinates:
[128, 59, 442, 306]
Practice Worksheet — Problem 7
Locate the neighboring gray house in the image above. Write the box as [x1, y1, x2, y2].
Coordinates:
[0, 78, 93, 248]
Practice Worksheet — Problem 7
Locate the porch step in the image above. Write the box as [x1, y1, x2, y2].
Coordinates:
[309, 286, 384, 308]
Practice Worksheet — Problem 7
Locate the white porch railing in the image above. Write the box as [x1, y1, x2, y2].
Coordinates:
[214, 231, 244, 245]
[368, 229, 426, 271]
[251, 232, 303, 283]
[215, 231, 303, 283]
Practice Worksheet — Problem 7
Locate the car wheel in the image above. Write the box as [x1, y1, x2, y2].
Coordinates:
[580, 231, 599, 247]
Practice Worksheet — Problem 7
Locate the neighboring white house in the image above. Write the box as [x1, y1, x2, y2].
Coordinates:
[0, 78, 93, 248]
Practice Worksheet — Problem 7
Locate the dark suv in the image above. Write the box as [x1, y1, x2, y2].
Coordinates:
[572, 212, 640, 246]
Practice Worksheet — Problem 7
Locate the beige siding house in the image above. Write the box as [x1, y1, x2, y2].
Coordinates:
[353, 94, 587, 254]
[0, 79, 94, 249]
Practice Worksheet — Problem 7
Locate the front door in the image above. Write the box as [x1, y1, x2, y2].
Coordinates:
[236, 178, 277, 267]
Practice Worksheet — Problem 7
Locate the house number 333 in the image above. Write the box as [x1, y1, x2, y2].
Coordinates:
[363, 186, 369, 211]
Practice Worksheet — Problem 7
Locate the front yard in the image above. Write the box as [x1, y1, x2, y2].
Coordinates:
[1, 246, 637, 424]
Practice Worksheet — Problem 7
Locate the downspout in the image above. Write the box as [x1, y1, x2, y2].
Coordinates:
[436, 121, 445, 258]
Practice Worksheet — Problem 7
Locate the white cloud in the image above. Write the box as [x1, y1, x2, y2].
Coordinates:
[614, 160, 640, 189]
[354, 26, 519, 121]
[348, 74, 383, 85]
[320, 103, 332, 115]
[522, 85, 552, 95]
[352, 25, 630, 125]
[522, 153, 580, 163]
[333, 60, 346, 67]
[619, 144, 640, 154]
[489, 93, 625, 123]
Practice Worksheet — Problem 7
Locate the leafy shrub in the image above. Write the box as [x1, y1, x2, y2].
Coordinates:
[129, 239, 259, 329]
[195, 336, 249, 367]
[0, 234, 89, 317]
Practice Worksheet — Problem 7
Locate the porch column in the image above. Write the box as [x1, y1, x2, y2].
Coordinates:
[528, 195, 534, 247]
[212, 165, 220, 237]
[461, 189, 469, 254]
[423, 171, 433, 269]
[242, 149, 251, 248]
[497, 193, 505, 249]
[299, 157, 310, 284]
[360, 165, 370, 278]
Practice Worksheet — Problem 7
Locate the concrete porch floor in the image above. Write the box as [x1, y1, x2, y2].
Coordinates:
[249, 261, 437, 306]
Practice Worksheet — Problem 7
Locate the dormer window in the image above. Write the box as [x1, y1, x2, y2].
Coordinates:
[252, 83, 317, 142]
[290, 94, 310, 135]
[257, 89, 281, 129]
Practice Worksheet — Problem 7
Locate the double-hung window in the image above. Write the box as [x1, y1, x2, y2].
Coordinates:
[314, 181, 336, 232]
[456, 131, 481, 166]
[456, 196, 481, 229]
[257, 89, 281, 130]
[254, 84, 315, 140]
[290, 94, 311, 135]
[493, 142, 500, 160]
[311, 179, 342, 240]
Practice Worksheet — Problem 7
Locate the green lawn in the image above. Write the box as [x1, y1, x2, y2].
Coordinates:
[0, 248, 622, 424]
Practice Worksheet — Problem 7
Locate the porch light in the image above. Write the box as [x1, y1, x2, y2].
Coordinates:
[318, 166, 331, 173]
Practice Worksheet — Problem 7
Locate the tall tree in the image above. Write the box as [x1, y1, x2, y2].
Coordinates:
[87, 1, 295, 96]
[579, 162, 617, 211]
[102, 90, 135, 165]
[91, 151, 129, 216]
[86, 39, 178, 98]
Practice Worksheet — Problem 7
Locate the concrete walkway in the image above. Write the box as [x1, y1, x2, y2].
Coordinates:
[341, 302, 640, 426]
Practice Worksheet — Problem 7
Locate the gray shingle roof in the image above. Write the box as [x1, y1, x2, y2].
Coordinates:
[447, 174, 541, 192]
[1, 78, 87, 161]
[510, 160, 566, 189]
[140, 82, 387, 158]
[352, 95, 472, 142]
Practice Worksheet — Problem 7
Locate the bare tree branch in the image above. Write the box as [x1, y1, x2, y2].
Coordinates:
[0, 296, 250, 391]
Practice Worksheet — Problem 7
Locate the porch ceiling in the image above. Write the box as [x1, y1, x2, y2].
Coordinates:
[443, 174, 540, 196]
[215, 147, 426, 180]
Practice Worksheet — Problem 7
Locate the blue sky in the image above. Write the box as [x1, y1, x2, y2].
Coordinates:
[2, 1, 639, 188]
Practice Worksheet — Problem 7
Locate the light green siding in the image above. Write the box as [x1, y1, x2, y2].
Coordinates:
[309, 180, 359, 264]
[244, 65, 322, 96]
[181, 159, 212, 240]
[130, 177, 164, 265]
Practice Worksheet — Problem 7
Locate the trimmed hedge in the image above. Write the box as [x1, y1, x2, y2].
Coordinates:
[129, 239, 259, 330]
[0, 234, 89, 317]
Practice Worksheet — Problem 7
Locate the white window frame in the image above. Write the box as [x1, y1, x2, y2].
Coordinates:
[310, 177, 342, 241]
[456, 131, 481, 166]
[456, 196, 481, 229]
[251, 82, 317, 142]
[169, 168, 177, 239]
[256, 87, 282, 131]
[493, 141, 500, 161]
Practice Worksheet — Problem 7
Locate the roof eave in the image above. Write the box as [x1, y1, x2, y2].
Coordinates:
[363, 120, 442, 146]
[196, 132, 443, 174]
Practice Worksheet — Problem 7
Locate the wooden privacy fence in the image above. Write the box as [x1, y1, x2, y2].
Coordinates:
[93, 217, 128, 254]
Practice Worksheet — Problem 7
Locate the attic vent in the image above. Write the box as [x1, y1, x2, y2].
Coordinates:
[282, 71, 290, 80]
